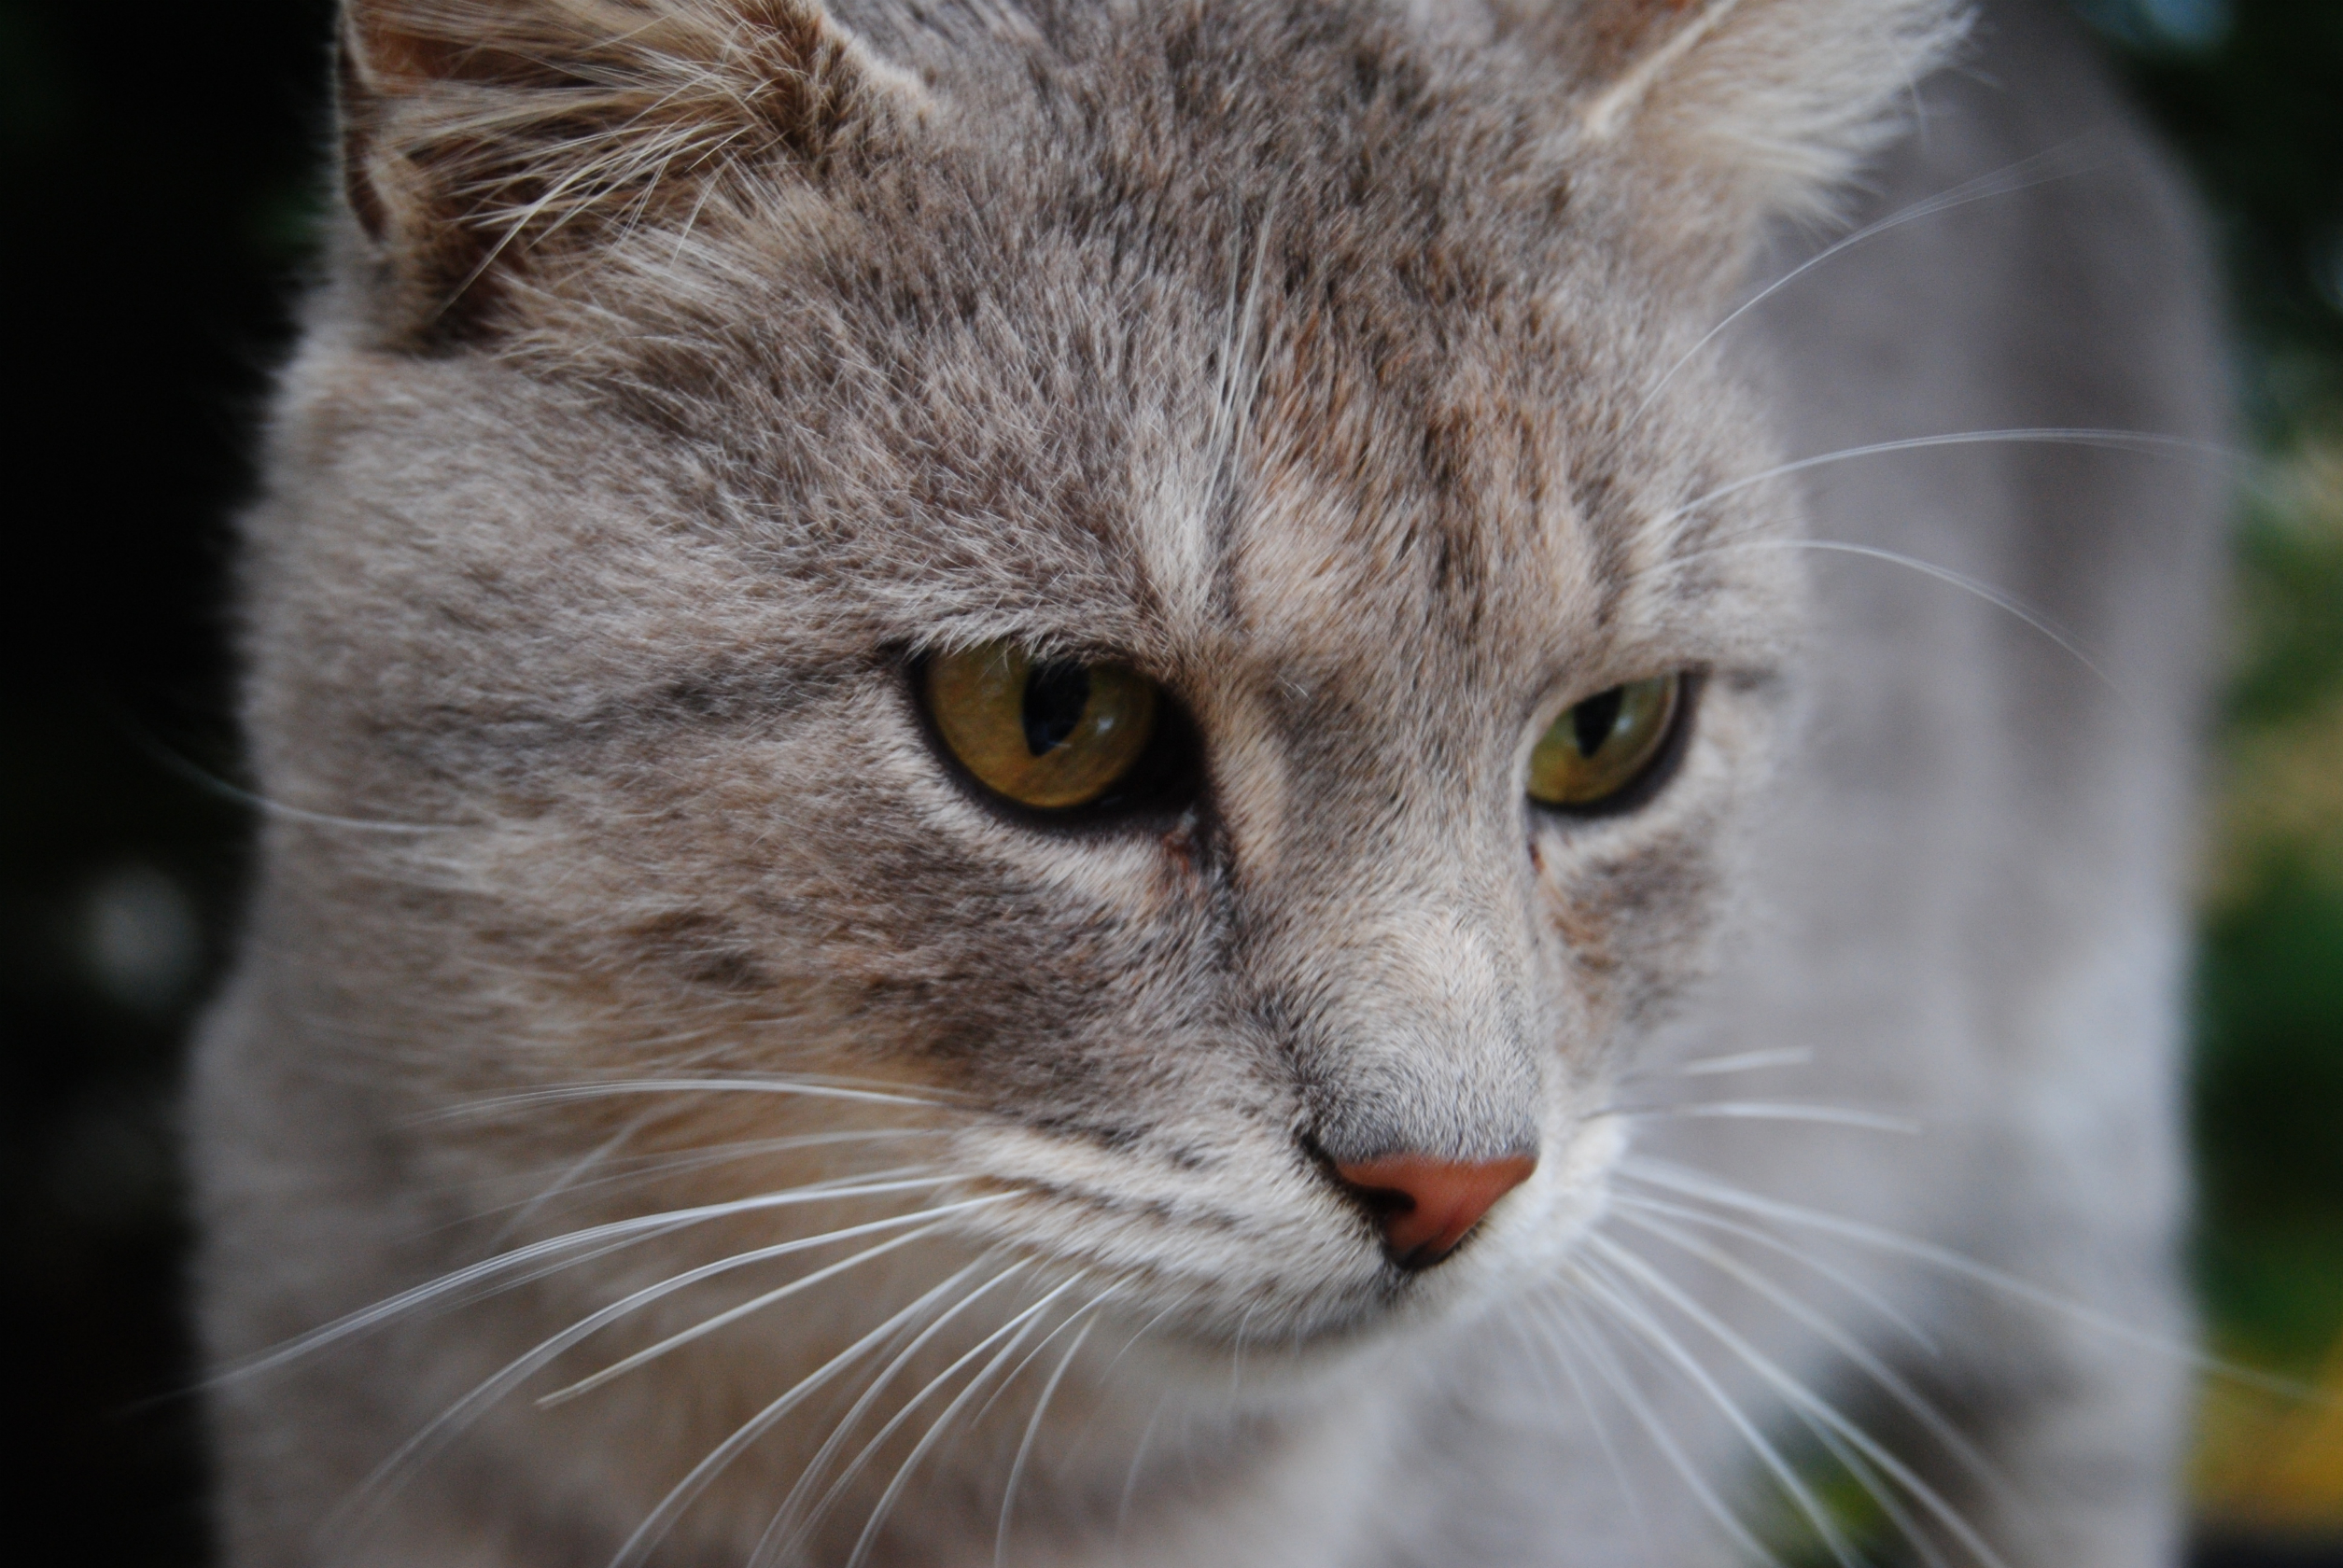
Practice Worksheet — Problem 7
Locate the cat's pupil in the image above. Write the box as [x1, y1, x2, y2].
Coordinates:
[1022, 663, 1093, 756]
[1571, 688, 1624, 759]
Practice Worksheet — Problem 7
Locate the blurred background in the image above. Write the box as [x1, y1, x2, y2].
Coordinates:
[1, 0, 2336, 1561]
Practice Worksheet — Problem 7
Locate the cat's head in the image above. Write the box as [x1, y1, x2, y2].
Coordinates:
[251, 0, 1966, 1356]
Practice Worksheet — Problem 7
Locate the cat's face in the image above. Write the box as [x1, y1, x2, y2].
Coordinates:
[252, 0, 1947, 1372]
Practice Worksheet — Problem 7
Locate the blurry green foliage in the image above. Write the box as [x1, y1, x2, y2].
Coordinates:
[2085, 1, 2343, 434]
[2056, 20, 2343, 1525]
[2229, 508, 2343, 731]
[2069, 3, 2343, 1381]
[2198, 860, 2343, 1365]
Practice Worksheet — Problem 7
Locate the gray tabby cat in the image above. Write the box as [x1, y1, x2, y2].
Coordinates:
[192, 0, 2228, 1563]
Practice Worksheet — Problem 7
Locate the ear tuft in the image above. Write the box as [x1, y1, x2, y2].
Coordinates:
[337, 0, 919, 336]
[1530, 0, 1971, 262]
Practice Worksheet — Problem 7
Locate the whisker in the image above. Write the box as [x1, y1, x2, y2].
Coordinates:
[968, 1280, 1121, 1430]
[1631, 140, 2105, 423]
[121, 727, 467, 835]
[1599, 1100, 1922, 1136]
[1608, 1191, 1938, 1354]
[1657, 427, 2234, 538]
[1572, 1252, 1865, 1568]
[1503, 1303, 1656, 1556]
[786, 1272, 1080, 1568]
[1097, 1286, 1202, 1380]
[1586, 1232, 2012, 1568]
[842, 1298, 1068, 1568]
[229, 1173, 961, 1378]
[997, 1296, 1113, 1568]
[1114, 1394, 1172, 1556]
[1537, 1293, 1787, 1567]
[488, 1108, 664, 1248]
[1608, 1206, 2007, 1511]
[344, 1205, 982, 1528]
[1696, 537, 2126, 699]
[753, 1260, 1038, 1563]
[1616, 1158, 2318, 1401]
[1816, 1425, 1961, 1568]
[1620, 1047, 1816, 1083]
[610, 1256, 1003, 1568]
[540, 1201, 1002, 1408]
[1228, 1300, 1260, 1398]
[428, 1076, 953, 1117]
[475, 1128, 950, 1223]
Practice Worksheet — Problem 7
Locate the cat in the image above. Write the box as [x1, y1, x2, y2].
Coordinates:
[190, 1, 2230, 1564]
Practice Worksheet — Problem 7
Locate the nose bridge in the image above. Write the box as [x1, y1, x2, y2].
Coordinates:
[1255, 806, 1547, 1167]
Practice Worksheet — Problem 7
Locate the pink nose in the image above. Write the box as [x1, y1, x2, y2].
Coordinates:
[1334, 1152, 1537, 1267]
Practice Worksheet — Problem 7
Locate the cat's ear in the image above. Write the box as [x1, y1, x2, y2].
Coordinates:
[1519, 0, 1971, 280]
[336, 0, 924, 337]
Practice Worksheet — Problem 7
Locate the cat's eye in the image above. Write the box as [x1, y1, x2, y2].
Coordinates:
[923, 642, 1163, 811]
[1527, 675, 1684, 810]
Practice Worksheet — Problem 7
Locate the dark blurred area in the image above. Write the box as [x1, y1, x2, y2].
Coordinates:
[2, 0, 330, 1555]
[1, 0, 2336, 1561]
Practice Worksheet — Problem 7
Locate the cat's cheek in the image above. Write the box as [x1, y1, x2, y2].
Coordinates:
[1531, 806, 1739, 1036]
[905, 805, 1214, 925]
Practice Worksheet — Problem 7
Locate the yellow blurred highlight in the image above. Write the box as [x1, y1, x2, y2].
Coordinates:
[2207, 693, 2343, 909]
[2196, 1336, 2343, 1530]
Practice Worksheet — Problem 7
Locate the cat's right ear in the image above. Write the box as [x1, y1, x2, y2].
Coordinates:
[1499, 0, 1972, 294]
[336, 0, 926, 341]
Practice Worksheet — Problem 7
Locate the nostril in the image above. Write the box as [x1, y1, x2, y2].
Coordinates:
[1333, 1152, 1537, 1268]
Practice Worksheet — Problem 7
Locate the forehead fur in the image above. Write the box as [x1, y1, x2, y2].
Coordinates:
[382, 1, 1782, 680]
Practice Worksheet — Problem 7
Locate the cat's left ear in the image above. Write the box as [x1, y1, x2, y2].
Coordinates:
[336, 0, 927, 340]
[1512, 0, 1971, 287]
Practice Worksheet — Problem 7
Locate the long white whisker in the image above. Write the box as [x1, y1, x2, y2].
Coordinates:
[430, 1076, 951, 1117]
[1608, 1191, 1938, 1355]
[997, 1301, 1111, 1568]
[1815, 1424, 1960, 1568]
[831, 1275, 1088, 1568]
[1540, 1294, 1785, 1567]
[1505, 1303, 1654, 1558]
[1631, 142, 2102, 422]
[1573, 1253, 1863, 1568]
[969, 1280, 1121, 1432]
[488, 1109, 664, 1248]
[540, 1202, 1000, 1407]
[1658, 428, 2231, 537]
[755, 1260, 1038, 1563]
[1114, 1393, 1172, 1556]
[124, 732, 466, 834]
[474, 1128, 947, 1222]
[1621, 1047, 1816, 1083]
[1610, 1206, 2008, 1511]
[229, 1173, 961, 1379]
[343, 1206, 980, 1528]
[1600, 1100, 1922, 1135]
[1587, 1232, 2011, 1568]
[844, 1310, 1058, 1568]
[1097, 1286, 1201, 1380]
[1697, 537, 2126, 698]
[1617, 1157, 2315, 1400]
[610, 1257, 1000, 1568]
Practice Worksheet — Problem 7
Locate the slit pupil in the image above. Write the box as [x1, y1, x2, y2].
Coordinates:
[1571, 688, 1623, 758]
[1022, 663, 1092, 756]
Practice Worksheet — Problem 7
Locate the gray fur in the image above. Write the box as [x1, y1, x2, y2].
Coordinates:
[192, 1, 2226, 1563]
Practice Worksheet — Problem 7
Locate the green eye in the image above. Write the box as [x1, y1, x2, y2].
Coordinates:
[923, 642, 1161, 810]
[1527, 675, 1683, 809]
